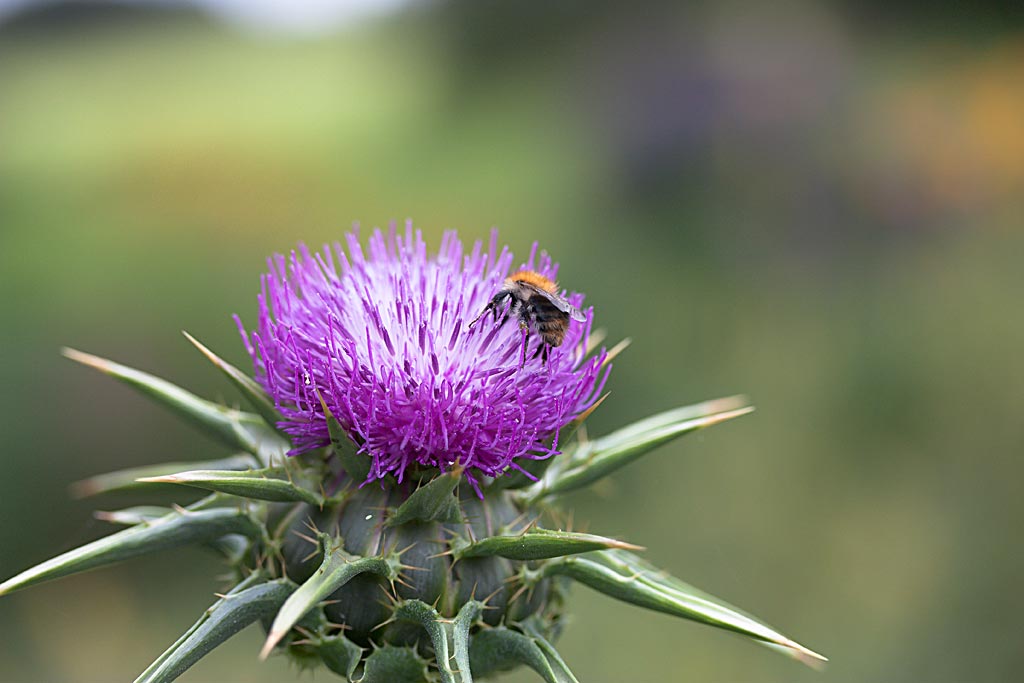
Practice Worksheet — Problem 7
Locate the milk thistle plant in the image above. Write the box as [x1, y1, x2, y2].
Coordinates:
[1, 226, 825, 682]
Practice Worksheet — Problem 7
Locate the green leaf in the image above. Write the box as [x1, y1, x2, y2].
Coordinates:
[468, 628, 577, 683]
[318, 393, 371, 483]
[96, 499, 254, 562]
[559, 393, 609, 446]
[529, 397, 753, 501]
[0, 507, 261, 596]
[361, 645, 431, 683]
[386, 469, 463, 526]
[317, 632, 363, 680]
[137, 465, 322, 506]
[393, 600, 456, 683]
[135, 576, 295, 683]
[519, 620, 579, 683]
[71, 454, 258, 498]
[94, 506, 174, 526]
[601, 335, 632, 367]
[136, 571, 267, 682]
[452, 600, 485, 683]
[455, 527, 643, 562]
[543, 549, 827, 667]
[62, 348, 288, 464]
[182, 331, 286, 437]
[260, 534, 397, 658]
[584, 395, 747, 450]
[490, 456, 558, 493]
[201, 534, 252, 563]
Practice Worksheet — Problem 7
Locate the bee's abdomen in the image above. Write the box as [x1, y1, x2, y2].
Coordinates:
[529, 296, 569, 346]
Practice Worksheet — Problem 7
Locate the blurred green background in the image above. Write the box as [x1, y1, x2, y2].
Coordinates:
[1, 1, 1023, 681]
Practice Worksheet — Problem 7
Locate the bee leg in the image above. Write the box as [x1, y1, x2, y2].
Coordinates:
[470, 292, 508, 328]
[502, 297, 520, 327]
[532, 342, 549, 365]
[519, 327, 530, 368]
[469, 302, 494, 328]
[518, 299, 534, 331]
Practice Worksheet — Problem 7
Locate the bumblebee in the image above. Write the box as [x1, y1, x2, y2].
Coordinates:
[470, 270, 586, 363]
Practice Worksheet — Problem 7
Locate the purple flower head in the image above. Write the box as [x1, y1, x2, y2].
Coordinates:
[238, 224, 610, 490]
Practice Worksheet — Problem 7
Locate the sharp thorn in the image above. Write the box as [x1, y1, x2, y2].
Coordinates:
[602, 337, 632, 367]
[507, 583, 528, 606]
[259, 632, 285, 660]
[371, 617, 396, 632]
[325, 620, 351, 631]
[292, 531, 318, 547]
[394, 541, 417, 557]
[426, 550, 453, 560]
[481, 585, 504, 607]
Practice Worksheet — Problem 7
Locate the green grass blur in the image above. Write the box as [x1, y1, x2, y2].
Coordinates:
[1, 3, 1023, 682]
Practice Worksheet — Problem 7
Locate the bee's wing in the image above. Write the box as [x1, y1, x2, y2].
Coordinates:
[523, 284, 588, 323]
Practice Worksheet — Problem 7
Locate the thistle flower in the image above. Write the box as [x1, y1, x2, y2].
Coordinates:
[0, 226, 825, 683]
[242, 227, 609, 488]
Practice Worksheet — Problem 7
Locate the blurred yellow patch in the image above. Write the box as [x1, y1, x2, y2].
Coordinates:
[868, 37, 1024, 216]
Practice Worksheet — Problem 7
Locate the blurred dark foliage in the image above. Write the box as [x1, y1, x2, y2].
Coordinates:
[1, 0, 207, 33]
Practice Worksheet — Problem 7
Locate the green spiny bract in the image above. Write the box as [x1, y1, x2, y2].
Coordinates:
[0, 231, 825, 681]
[0, 344, 824, 682]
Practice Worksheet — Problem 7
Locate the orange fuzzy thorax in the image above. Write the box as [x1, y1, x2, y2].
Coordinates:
[507, 270, 558, 294]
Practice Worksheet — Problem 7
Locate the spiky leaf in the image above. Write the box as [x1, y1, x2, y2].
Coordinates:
[386, 469, 463, 526]
[71, 454, 258, 498]
[468, 628, 578, 683]
[361, 645, 431, 683]
[135, 576, 295, 683]
[0, 507, 262, 596]
[182, 331, 286, 437]
[392, 600, 456, 683]
[137, 466, 322, 506]
[519, 619, 579, 682]
[96, 504, 253, 561]
[586, 395, 746, 449]
[452, 600, 485, 683]
[136, 571, 267, 681]
[455, 527, 642, 561]
[94, 506, 174, 526]
[261, 535, 397, 657]
[62, 348, 287, 463]
[319, 393, 371, 483]
[529, 398, 753, 501]
[543, 549, 826, 667]
[317, 633, 363, 680]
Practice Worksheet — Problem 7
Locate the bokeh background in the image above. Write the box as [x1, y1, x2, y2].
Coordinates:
[1, 1, 1023, 681]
